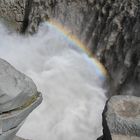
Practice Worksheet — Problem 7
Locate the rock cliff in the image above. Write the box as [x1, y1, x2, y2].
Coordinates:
[0, 0, 26, 31]
[28, 0, 140, 97]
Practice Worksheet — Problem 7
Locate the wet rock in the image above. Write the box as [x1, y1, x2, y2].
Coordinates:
[101, 95, 140, 140]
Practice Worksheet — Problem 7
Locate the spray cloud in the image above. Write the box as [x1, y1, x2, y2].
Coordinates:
[0, 22, 106, 140]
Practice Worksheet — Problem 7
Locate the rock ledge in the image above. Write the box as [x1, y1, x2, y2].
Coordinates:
[101, 95, 140, 140]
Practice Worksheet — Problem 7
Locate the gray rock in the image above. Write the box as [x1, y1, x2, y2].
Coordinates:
[1, 92, 42, 133]
[0, 0, 26, 31]
[101, 95, 140, 140]
[111, 134, 140, 140]
[0, 58, 42, 139]
[0, 58, 38, 113]
[0, 122, 22, 140]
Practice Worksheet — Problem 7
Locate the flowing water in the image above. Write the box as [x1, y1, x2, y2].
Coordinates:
[0, 22, 107, 140]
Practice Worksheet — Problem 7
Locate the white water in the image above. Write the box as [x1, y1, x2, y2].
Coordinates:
[0, 22, 106, 140]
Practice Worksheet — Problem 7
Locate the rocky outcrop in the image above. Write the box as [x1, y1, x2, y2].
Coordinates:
[0, 0, 26, 31]
[100, 95, 140, 140]
[0, 58, 42, 140]
[0, 0, 140, 96]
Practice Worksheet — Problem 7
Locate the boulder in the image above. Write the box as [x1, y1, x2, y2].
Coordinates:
[101, 95, 140, 140]
[0, 58, 42, 140]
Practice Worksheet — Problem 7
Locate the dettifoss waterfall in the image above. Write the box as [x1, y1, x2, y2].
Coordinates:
[0, 22, 107, 140]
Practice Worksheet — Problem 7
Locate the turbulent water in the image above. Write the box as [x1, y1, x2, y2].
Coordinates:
[0, 22, 107, 140]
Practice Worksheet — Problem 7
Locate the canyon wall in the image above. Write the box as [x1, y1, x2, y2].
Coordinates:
[0, 1, 140, 140]
[28, 0, 140, 97]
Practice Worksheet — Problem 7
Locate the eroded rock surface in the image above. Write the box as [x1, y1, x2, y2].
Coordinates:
[101, 96, 140, 140]
[111, 134, 140, 140]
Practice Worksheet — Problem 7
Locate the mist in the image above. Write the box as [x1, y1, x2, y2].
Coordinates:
[0, 22, 107, 140]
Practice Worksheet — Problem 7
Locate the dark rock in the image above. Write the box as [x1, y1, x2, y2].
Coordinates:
[97, 135, 103, 140]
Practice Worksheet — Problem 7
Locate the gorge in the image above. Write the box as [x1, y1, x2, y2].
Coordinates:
[0, 0, 140, 140]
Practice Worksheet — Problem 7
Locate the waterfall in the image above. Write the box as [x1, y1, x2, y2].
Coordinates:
[0, 22, 107, 140]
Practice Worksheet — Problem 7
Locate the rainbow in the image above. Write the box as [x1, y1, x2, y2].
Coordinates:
[46, 19, 107, 79]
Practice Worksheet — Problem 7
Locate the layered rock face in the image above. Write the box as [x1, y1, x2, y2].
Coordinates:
[0, 0, 140, 96]
[0, 58, 42, 140]
[101, 96, 140, 140]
